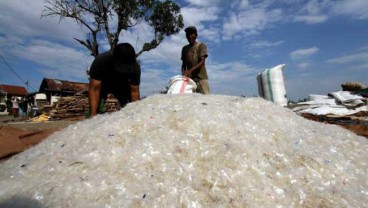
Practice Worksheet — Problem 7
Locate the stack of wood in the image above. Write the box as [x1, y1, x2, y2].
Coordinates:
[50, 96, 89, 121]
[104, 96, 120, 113]
[50, 94, 120, 120]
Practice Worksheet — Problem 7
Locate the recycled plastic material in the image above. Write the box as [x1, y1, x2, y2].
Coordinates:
[257, 64, 288, 106]
[1, 94, 368, 207]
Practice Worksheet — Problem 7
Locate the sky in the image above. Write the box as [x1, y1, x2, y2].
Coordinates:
[0, 0, 367, 101]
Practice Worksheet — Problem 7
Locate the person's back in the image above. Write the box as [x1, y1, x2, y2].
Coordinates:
[88, 43, 141, 117]
[89, 51, 131, 105]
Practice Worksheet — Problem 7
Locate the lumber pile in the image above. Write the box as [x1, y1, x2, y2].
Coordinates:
[50, 95, 120, 120]
[50, 96, 89, 121]
[104, 94, 120, 113]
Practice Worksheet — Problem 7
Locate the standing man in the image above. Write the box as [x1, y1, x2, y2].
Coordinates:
[181, 26, 210, 94]
[11, 97, 19, 117]
[88, 43, 141, 117]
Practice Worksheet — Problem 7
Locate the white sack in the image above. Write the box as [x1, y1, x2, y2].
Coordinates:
[292, 92, 367, 116]
[308, 94, 330, 101]
[256, 73, 264, 97]
[299, 105, 368, 115]
[329, 91, 365, 107]
[167, 75, 197, 94]
[1, 94, 368, 208]
[257, 64, 288, 106]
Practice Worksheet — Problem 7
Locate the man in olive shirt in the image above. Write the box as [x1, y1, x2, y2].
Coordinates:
[181, 26, 210, 94]
[88, 43, 141, 117]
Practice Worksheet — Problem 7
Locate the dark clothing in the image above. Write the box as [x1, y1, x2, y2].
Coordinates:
[89, 51, 141, 106]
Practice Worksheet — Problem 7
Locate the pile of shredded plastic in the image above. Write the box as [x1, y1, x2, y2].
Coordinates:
[1, 94, 368, 207]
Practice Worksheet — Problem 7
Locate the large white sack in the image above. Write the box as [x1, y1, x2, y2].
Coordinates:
[167, 75, 197, 94]
[258, 64, 288, 106]
[1, 94, 368, 208]
[256, 73, 264, 97]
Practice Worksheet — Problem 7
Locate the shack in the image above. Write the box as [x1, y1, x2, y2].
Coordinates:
[38, 78, 89, 100]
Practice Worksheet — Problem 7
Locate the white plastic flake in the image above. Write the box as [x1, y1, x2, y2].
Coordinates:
[0, 94, 368, 207]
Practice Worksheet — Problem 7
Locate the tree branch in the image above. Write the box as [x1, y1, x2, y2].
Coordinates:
[42, 0, 184, 58]
[136, 38, 161, 57]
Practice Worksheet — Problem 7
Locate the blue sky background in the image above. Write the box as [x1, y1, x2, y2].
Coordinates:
[0, 0, 367, 101]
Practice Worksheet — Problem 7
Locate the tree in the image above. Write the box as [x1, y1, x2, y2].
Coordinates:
[42, 0, 184, 57]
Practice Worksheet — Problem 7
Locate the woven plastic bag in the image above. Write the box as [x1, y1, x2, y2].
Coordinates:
[167, 75, 197, 94]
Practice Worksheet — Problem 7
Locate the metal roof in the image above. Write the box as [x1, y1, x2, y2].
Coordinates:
[39, 78, 88, 94]
[0, 84, 27, 96]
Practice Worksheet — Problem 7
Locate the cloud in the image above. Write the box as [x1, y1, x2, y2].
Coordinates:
[200, 27, 222, 44]
[185, 0, 222, 7]
[290, 0, 368, 23]
[207, 61, 260, 96]
[289, 47, 319, 59]
[210, 62, 255, 80]
[0, 0, 85, 44]
[290, 0, 331, 24]
[0, 0, 94, 86]
[327, 52, 368, 64]
[332, 0, 368, 20]
[294, 15, 328, 24]
[140, 67, 170, 95]
[296, 63, 310, 70]
[129, 23, 186, 73]
[11, 40, 92, 80]
[301, 0, 331, 14]
[251, 40, 284, 48]
[222, 6, 282, 40]
[180, 6, 219, 27]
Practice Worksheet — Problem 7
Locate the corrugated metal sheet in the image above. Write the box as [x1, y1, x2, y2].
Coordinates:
[0, 85, 27, 96]
[39, 78, 88, 94]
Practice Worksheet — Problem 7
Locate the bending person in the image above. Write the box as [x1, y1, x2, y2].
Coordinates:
[88, 43, 141, 117]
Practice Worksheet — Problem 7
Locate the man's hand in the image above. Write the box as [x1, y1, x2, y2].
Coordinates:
[182, 56, 206, 77]
[183, 69, 191, 77]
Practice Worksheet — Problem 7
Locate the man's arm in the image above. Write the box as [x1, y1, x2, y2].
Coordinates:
[88, 78, 102, 117]
[130, 84, 140, 102]
[183, 57, 206, 76]
[181, 61, 186, 75]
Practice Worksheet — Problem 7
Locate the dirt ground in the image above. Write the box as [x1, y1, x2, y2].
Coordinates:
[0, 116, 79, 161]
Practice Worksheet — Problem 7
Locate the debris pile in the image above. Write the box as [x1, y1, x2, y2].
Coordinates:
[289, 82, 368, 138]
[341, 82, 366, 92]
